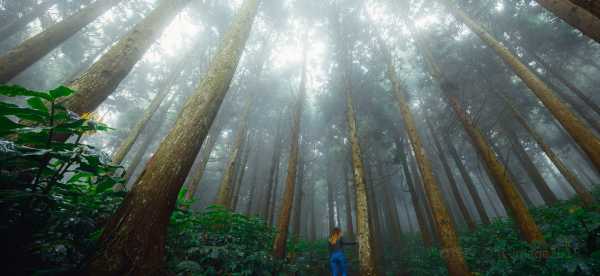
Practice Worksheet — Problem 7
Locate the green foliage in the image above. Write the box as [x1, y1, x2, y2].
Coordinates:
[0, 85, 125, 274]
[404, 198, 600, 276]
[167, 205, 284, 275]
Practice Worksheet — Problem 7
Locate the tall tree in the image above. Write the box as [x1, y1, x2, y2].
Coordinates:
[0, 0, 121, 83]
[343, 162, 356, 239]
[334, 13, 378, 275]
[264, 113, 284, 222]
[86, 1, 260, 273]
[438, 0, 600, 170]
[61, 0, 191, 115]
[533, 0, 600, 43]
[381, 44, 470, 274]
[272, 37, 308, 259]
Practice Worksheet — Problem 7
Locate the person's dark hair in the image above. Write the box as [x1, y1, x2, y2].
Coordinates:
[329, 227, 342, 245]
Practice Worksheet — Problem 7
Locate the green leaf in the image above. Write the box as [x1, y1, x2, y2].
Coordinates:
[49, 86, 74, 100]
[0, 85, 51, 100]
[27, 97, 49, 114]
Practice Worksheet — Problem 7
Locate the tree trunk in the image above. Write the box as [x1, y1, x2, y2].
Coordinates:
[0, 0, 59, 42]
[504, 124, 559, 205]
[382, 39, 469, 274]
[445, 137, 491, 224]
[62, 0, 191, 115]
[533, 0, 600, 43]
[111, 54, 190, 165]
[0, 0, 121, 83]
[215, 99, 253, 208]
[245, 141, 262, 215]
[570, 0, 600, 18]
[441, 1, 600, 171]
[427, 120, 477, 231]
[272, 38, 308, 259]
[497, 92, 595, 206]
[86, 1, 259, 274]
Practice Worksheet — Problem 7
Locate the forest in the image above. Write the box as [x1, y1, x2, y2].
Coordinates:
[0, 0, 599, 275]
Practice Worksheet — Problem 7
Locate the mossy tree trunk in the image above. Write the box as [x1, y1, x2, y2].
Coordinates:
[85, 1, 260, 274]
[0, 0, 121, 83]
[440, 0, 600, 171]
[62, 0, 191, 115]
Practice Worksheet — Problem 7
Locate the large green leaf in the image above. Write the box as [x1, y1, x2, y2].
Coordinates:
[49, 86, 74, 100]
[0, 85, 51, 100]
[26, 97, 49, 114]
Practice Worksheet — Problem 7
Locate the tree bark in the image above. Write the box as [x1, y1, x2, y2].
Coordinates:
[0, 0, 59, 42]
[62, 0, 191, 115]
[291, 154, 306, 238]
[445, 138, 491, 224]
[86, 1, 259, 274]
[272, 38, 308, 259]
[533, 0, 600, 43]
[232, 133, 252, 211]
[503, 124, 559, 205]
[440, 0, 600, 171]
[427, 120, 477, 231]
[381, 38, 469, 274]
[183, 127, 222, 203]
[0, 0, 121, 83]
[497, 93, 595, 206]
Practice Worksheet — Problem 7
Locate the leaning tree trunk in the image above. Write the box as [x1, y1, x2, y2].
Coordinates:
[215, 99, 253, 208]
[62, 0, 191, 115]
[0, 0, 60, 42]
[439, 0, 600, 171]
[426, 119, 477, 231]
[533, 0, 600, 43]
[111, 53, 190, 165]
[381, 38, 469, 274]
[497, 92, 595, 206]
[0, 0, 121, 83]
[503, 124, 559, 205]
[86, 1, 259, 274]
[272, 40, 308, 259]
[445, 137, 491, 224]
[183, 128, 223, 202]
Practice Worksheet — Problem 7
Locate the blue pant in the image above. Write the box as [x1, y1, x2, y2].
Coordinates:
[330, 251, 347, 276]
